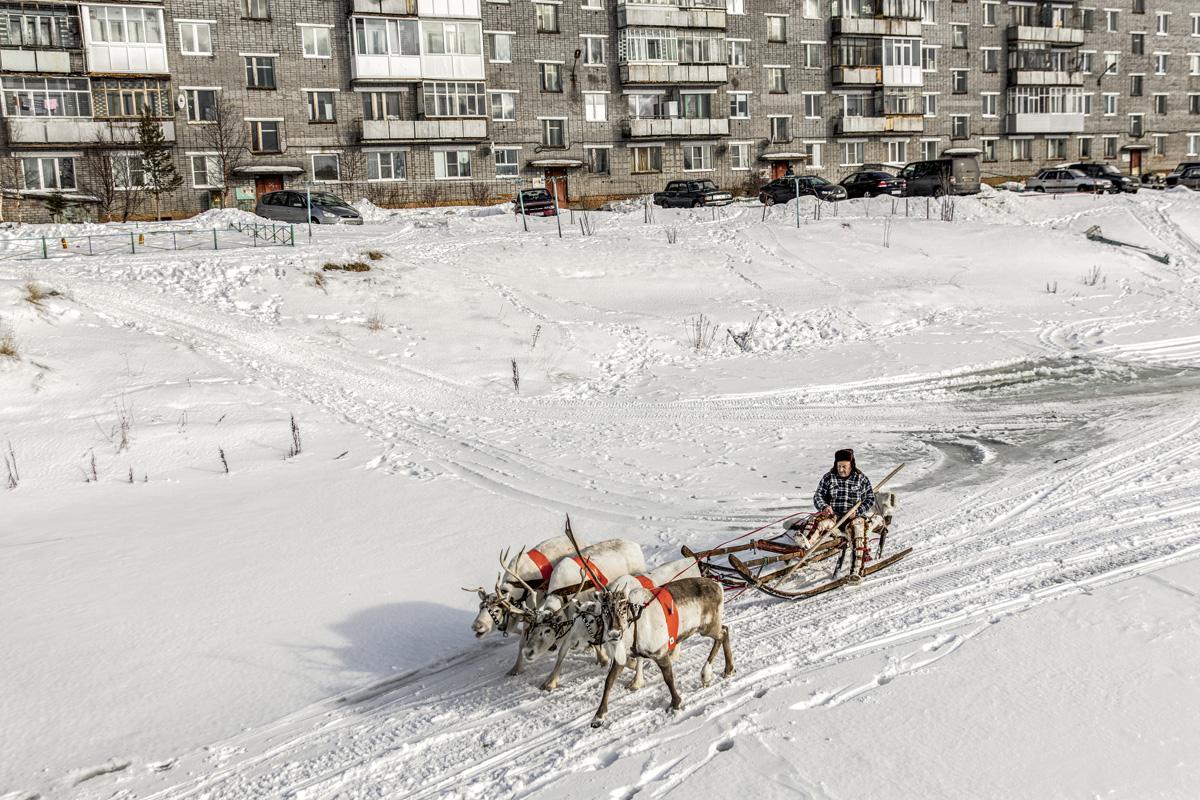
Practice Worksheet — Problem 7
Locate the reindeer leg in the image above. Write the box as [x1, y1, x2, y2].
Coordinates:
[590, 660, 625, 728]
[626, 657, 645, 691]
[507, 642, 526, 676]
[594, 644, 609, 666]
[541, 629, 573, 691]
[721, 625, 735, 678]
[657, 657, 684, 711]
[701, 635, 722, 687]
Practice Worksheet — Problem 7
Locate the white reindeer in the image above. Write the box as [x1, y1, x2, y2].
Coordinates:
[590, 576, 734, 727]
[507, 538, 645, 691]
[463, 532, 585, 676]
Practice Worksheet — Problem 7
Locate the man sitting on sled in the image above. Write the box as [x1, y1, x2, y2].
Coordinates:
[809, 448, 885, 583]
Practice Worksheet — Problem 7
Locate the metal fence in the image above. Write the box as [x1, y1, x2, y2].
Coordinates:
[0, 221, 296, 261]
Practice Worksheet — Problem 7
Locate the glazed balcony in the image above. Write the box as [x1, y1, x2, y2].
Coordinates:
[4, 118, 174, 145]
[360, 118, 487, 141]
[624, 117, 729, 137]
[619, 63, 727, 84]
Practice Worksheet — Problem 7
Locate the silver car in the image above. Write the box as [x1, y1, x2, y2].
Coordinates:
[1026, 168, 1111, 194]
[255, 190, 364, 224]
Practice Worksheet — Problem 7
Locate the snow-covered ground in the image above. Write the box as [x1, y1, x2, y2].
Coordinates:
[2, 188, 1199, 799]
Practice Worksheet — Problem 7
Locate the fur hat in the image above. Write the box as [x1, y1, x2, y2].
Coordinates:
[834, 448, 856, 472]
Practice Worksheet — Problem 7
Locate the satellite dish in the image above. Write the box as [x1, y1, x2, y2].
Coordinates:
[176, 92, 187, 110]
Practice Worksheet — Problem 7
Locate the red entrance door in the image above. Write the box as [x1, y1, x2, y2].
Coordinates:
[544, 169, 568, 206]
[255, 175, 284, 199]
[1129, 150, 1143, 176]
[770, 162, 792, 180]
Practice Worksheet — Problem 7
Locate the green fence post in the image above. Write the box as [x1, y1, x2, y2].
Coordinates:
[41, 237, 48, 259]
[130, 233, 136, 254]
[290, 225, 295, 246]
[213, 229, 218, 250]
[88, 236, 93, 256]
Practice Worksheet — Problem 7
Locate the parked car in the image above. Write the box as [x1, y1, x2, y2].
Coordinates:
[652, 179, 733, 208]
[255, 191, 363, 225]
[758, 175, 847, 204]
[514, 188, 558, 216]
[897, 156, 981, 197]
[1025, 168, 1111, 194]
[839, 170, 906, 199]
[1165, 162, 1200, 187]
[1173, 166, 1200, 190]
[1067, 162, 1139, 194]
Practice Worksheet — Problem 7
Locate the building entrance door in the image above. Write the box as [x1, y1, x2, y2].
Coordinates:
[1129, 150, 1143, 176]
[255, 175, 285, 199]
[544, 169, 568, 206]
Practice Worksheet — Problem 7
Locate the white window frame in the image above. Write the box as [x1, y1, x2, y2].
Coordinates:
[682, 143, 713, 172]
[729, 141, 751, 170]
[434, 149, 472, 179]
[583, 91, 607, 122]
[729, 91, 750, 119]
[840, 140, 865, 167]
[487, 31, 513, 63]
[494, 146, 521, 178]
[367, 149, 408, 182]
[489, 90, 517, 121]
[311, 153, 340, 183]
[299, 24, 332, 59]
[581, 34, 605, 65]
[177, 20, 213, 56]
[188, 152, 222, 189]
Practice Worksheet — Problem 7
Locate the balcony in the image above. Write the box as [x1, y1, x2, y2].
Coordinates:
[351, 0, 418, 12]
[617, 5, 725, 28]
[831, 17, 922, 37]
[361, 118, 487, 141]
[832, 65, 882, 86]
[1006, 24, 1085, 46]
[0, 48, 72, 73]
[4, 118, 174, 145]
[1004, 112, 1085, 134]
[619, 63, 727, 84]
[624, 117, 729, 137]
[1007, 68, 1083, 86]
[838, 114, 923, 134]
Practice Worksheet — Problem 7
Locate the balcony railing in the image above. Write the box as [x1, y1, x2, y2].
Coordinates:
[1007, 68, 1083, 86]
[619, 63, 727, 84]
[838, 114, 922, 134]
[1004, 112, 1085, 134]
[1006, 24, 1085, 45]
[617, 5, 725, 28]
[361, 118, 487, 141]
[0, 48, 72, 73]
[624, 117, 729, 137]
[4, 118, 174, 145]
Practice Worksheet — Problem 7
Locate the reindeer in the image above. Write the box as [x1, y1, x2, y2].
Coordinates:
[590, 575, 734, 728]
[503, 538, 645, 691]
[462, 532, 585, 676]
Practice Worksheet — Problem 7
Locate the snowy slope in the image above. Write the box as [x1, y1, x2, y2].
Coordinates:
[2, 189, 1199, 799]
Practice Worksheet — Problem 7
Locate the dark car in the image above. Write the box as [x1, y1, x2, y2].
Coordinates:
[839, 170, 907, 199]
[1067, 162, 1139, 194]
[1174, 166, 1200, 190]
[1165, 162, 1200, 187]
[514, 188, 558, 216]
[653, 179, 733, 208]
[897, 156, 981, 197]
[758, 175, 848, 204]
[255, 191, 363, 225]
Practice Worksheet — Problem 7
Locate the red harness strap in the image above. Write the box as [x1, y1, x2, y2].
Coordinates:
[572, 556, 609, 588]
[526, 549, 554, 585]
[635, 576, 680, 653]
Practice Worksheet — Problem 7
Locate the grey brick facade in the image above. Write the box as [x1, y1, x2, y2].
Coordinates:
[1, 0, 1197, 220]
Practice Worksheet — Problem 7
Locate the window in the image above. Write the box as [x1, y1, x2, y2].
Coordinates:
[1104, 94, 1118, 115]
[1078, 137, 1092, 159]
[1193, 54, 1200, 76]
[730, 142, 750, 170]
[922, 45, 937, 71]
[312, 154, 340, 183]
[1191, 94, 1200, 115]
[803, 93, 822, 118]
[0, 9, 72, 48]
[952, 24, 967, 48]
[921, 0, 936, 24]
[1079, 51, 1094, 74]
[489, 32, 512, 62]
[886, 140, 907, 165]
[922, 93, 937, 117]
[190, 154, 222, 188]
[1190, 134, 1200, 156]
[22, 156, 75, 190]
[726, 0, 743, 14]
[1193, 14, 1200, 36]
[841, 141, 864, 167]
[88, 6, 164, 43]
[981, 94, 997, 117]
[540, 63, 562, 92]
[1155, 53, 1168, 75]
[1012, 4, 1033, 26]
[1106, 10, 1119, 32]
[1155, 94, 1168, 115]
[1047, 138, 1065, 160]
[982, 2, 997, 27]
[243, 0, 269, 18]
[952, 70, 967, 93]
[1012, 138, 1031, 161]
[728, 40, 747, 67]
[301, 25, 331, 58]
[803, 43, 822, 69]
[729, 92, 750, 118]
[767, 15, 786, 43]
[581, 36, 605, 64]
[2, 77, 92, 117]
[1131, 33, 1145, 56]
[1153, 135, 1166, 157]
[368, 151, 407, 181]
[1103, 52, 1119, 75]
[111, 152, 147, 189]
[1132, 0, 1145, 13]
[1082, 93, 1093, 115]
[680, 92, 711, 119]
[535, 3, 558, 33]
[802, 0, 819, 19]
[179, 21, 212, 55]
[801, 141, 822, 168]
[1103, 136, 1117, 159]
[423, 22, 483, 54]
[489, 91, 516, 121]
[768, 67, 787, 93]
[583, 92, 607, 122]
[1130, 75, 1143, 97]
[1157, 12, 1169, 35]
[683, 144, 713, 171]
[542, 118, 567, 147]
[1129, 114, 1144, 137]
[494, 147, 520, 178]
[628, 92, 666, 118]
[981, 138, 996, 162]
[630, 145, 662, 173]
[582, 0, 603, 8]
[434, 150, 472, 179]
[769, 115, 789, 142]
[362, 90, 405, 120]
[244, 56, 276, 89]
[424, 82, 486, 116]
[307, 91, 335, 122]
[951, 115, 968, 139]
[586, 146, 610, 174]
[679, 31, 723, 64]
[981, 49, 998, 73]
[249, 120, 282, 153]
[354, 18, 419, 56]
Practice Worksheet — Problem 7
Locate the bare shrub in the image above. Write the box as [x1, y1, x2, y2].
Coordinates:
[511, 358, 520, 394]
[323, 261, 371, 272]
[287, 414, 301, 459]
[578, 212, 595, 236]
[1045, 280, 1059, 294]
[685, 314, 717, 352]
[311, 271, 327, 291]
[726, 313, 763, 352]
[530, 324, 542, 351]
[365, 250, 386, 261]
[0, 328, 17, 359]
[1082, 265, 1105, 287]
[218, 446, 229, 474]
[666, 227, 679, 244]
[95, 399, 133, 452]
[4, 441, 17, 489]
[23, 281, 47, 306]
[366, 310, 385, 332]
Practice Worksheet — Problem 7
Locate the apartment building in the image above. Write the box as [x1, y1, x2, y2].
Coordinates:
[0, 0, 1197, 220]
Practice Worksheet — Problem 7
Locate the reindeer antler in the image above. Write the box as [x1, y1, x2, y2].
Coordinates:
[499, 547, 539, 601]
[461, 585, 487, 593]
[564, 514, 610, 596]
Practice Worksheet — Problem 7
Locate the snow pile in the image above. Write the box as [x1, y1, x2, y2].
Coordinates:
[601, 195, 653, 213]
[352, 198, 399, 223]
[184, 207, 268, 228]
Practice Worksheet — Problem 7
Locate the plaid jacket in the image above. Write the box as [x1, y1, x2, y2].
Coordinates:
[813, 469, 876, 519]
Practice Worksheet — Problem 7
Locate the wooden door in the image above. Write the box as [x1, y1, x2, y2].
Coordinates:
[770, 162, 790, 180]
[544, 169, 568, 206]
[255, 175, 284, 199]
[1129, 150, 1142, 176]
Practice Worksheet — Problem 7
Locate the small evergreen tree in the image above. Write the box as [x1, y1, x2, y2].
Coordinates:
[137, 105, 182, 220]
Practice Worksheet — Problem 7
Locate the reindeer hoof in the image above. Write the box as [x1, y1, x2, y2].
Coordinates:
[590, 718, 605, 729]
[507, 667, 521, 677]
[723, 668, 736, 678]
[701, 669, 714, 688]
[625, 681, 643, 692]
[540, 681, 557, 692]
[671, 700, 684, 711]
